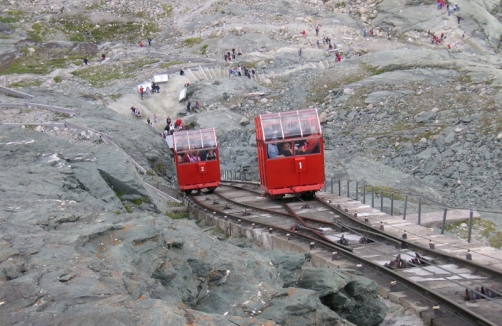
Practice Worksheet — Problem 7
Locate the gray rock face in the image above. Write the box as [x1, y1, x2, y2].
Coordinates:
[297, 268, 387, 326]
[0, 112, 380, 325]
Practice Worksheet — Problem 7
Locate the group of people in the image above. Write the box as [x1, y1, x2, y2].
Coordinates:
[228, 66, 255, 78]
[82, 54, 105, 66]
[138, 82, 160, 100]
[186, 100, 200, 114]
[362, 29, 377, 38]
[146, 114, 157, 128]
[180, 148, 217, 163]
[224, 48, 242, 62]
[130, 106, 142, 118]
[267, 139, 320, 159]
[161, 117, 184, 138]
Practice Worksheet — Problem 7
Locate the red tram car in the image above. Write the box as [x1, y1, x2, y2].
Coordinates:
[255, 108, 325, 199]
[173, 128, 220, 194]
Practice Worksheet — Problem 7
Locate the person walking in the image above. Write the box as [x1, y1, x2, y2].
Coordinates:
[187, 101, 191, 114]
[83, 57, 88, 66]
[316, 40, 320, 48]
[298, 48, 302, 57]
[147, 38, 152, 46]
[315, 26, 319, 36]
[139, 86, 144, 100]
[146, 86, 151, 98]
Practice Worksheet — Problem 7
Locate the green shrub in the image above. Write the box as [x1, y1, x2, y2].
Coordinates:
[183, 37, 203, 47]
[0, 10, 24, 24]
[166, 210, 189, 220]
[54, 15, 159, 43]
[53, 76, 62, 83]
[71, 59, 158, 87]
[201, 44, 208, 55]
[159, 61, 184, 69]
[27, 22, 47, 42]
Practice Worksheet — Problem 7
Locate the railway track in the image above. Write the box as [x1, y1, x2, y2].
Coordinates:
[185, 181, 502, 326]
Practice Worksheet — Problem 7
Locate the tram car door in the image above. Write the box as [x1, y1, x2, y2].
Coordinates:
[173, 128, 220, 194]
[254, 108, 325, 198]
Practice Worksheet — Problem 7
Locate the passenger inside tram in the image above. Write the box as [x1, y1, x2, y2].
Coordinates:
[206, 148, 217, 160]
[281, 142, 293, 157]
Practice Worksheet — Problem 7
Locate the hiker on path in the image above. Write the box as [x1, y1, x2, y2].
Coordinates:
[139, 86, 144, 100]
[83, 57, 88, 66]
[187, 101, 191, 114]
[298, 48, 302, 57]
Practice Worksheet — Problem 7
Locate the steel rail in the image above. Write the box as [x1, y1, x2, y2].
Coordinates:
[219, 183, 404, 248]
[187, 192, 498, 326]
[316, 197, 502, 280]
[218, 184, 502, 301]
[190, 194, 353, 252]
[210, 188, 352, 250]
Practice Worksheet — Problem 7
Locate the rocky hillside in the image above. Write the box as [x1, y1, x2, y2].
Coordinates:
[1, 0, 502, 325]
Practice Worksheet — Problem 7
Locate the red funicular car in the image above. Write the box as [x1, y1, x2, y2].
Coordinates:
[173, 128, 220, 194]
[255, 108, 325, 199]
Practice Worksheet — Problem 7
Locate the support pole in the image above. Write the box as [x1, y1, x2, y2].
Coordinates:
[390, 193, 394, 216]
[467, 209, 473, 243]
[403, 194, 408, 220]
[417, 197, 422, 225]
[441, 208, 448, 234]
[362, 182, 366, 204]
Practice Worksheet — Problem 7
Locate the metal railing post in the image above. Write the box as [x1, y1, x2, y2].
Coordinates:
[390, 193, 394, 216]
[417, 197, 422, 225]
[330, 178, 333, 194]
[403, 194, 408, 220]
[347, 180, 350, 198]
[338, 179, 341, 196]
[380, 190, 384, 212]
[371, 186, 374, 208]
[441, 208, 448, 234]
[355, 181, 359, 201]
[362, 182, 366, 204]
[467, 209, 473, 243]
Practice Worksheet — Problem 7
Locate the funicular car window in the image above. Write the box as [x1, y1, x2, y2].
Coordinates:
[175, 134, 189, 151]
[175, 129, 217, 163]
[262, 117, 284, 141]
[263, 109, 322, 159]
[200, 129, 217, 149]
[280, 113, 302, 138]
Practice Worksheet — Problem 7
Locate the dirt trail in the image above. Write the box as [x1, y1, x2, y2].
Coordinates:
[108, 73, 191, 133]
